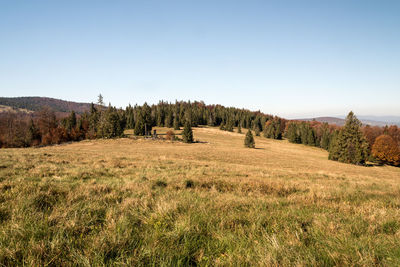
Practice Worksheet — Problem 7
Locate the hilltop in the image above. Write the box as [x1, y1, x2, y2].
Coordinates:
[0, 97, 93, 114]
[297, 116, 400, 127]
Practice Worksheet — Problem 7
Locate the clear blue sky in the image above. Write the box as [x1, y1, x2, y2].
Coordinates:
[1, 0, 399, 118]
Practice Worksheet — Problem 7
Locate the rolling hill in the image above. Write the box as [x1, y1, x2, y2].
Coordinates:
[1, 126, 400, 265]
[0, 97, 93, 114]
[298, 116, 400, 127]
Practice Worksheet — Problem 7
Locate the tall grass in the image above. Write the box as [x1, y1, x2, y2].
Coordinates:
[0, 127, 400, 265]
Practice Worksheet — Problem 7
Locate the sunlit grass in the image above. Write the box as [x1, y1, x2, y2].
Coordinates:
[1, 127, 400, 265]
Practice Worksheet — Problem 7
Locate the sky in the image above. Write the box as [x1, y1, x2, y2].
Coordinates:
[0, 0, 399, 118]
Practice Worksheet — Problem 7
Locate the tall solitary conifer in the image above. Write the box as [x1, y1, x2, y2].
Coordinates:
[182, 122, 194, 143]
[244, 129, 255, 148]
[328, 112, 369, 165]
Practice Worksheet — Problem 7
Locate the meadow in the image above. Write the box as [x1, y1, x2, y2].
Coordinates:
[1, 126, 400, 266]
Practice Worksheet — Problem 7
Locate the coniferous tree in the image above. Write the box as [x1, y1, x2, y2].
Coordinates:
[164, 111, 173, 128]
[97, 106, 124, 138]
[264, 118, 283, 140]
[88, 103, 99, 138]
[237, 124, 242, 133]
[97, 94, 104, 108]
[286, 122, 300, 143]
[307, 128, 316, 146]
[207, 113, 215, 126]
[134, 109, 145, 135]
[328, 112, 369, 165]
[182, 122, 194, 143]
[244, 129, 255, 148]
[27, 119, 41, 146]
[320, 123, 331, 150]
[66, 111, 77, 131]
[142, 103, 153, 135]
[126, 105, 135, 129]
[225, 119, 234, 132]
[173, 114, 180, 130]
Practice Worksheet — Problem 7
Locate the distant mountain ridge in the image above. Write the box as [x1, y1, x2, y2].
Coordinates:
[298, 116, 400, 127]
[0, 97, 93, 114]
[297, 117, 346, 125]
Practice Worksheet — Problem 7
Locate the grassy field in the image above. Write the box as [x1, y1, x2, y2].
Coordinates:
[1, 126, 400, 266]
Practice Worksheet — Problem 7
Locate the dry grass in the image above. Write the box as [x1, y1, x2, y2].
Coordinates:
[1, 126, 400, 266]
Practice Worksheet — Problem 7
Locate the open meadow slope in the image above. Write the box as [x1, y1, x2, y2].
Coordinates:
[1, 127, 400, 266]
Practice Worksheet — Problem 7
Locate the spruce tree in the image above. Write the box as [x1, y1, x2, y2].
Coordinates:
[244, 129, 255, 148]
[165, 111, 173, 128]
[286, 122, 300, 143]
[328, 112, 369, 165]
[182, 122, 194, 143]
[66, 111, 77, 131]
[173, 115, 180, 130]
[320, 124, 331, 150]
[27, 119, 41, 146]
[126, 106, 135, 129]
[328, 130, 340, 160]
[97, 94, 104, 106]
[134, 111, 145, 135]
[225, 120, 234, 132]
[142, 103, 153, 135]
[307, 128, 316, 146]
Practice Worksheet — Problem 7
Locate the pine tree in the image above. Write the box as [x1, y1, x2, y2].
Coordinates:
[328, 112, 369, 165]
[66, 111, 77, 131]
[237, 124, 242, 133]
[134, 110, 145, 136]
[173, 115, 180, 130]
[225, 119, 234, 132]
[165, 111, 173, 128]
[182, 122, 194, 143]
[97, 107, 124, 138]
[27, 119, 41, 146]
[307, 128, 316, 146]
[97, 94, 104, 106]
[328, 130, 340, 160]
[263, 118, 283, 140]
[286, 122, 300, 143]
[142, 103, 153, 135]
[126, 105, 135, 129]
[320, 123, 331, 150]
[244, 129, 255, 148]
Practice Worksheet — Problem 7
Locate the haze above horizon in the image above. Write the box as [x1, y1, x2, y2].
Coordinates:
[1, 0, 399, 118]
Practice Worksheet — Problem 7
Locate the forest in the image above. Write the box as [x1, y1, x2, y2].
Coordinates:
[0, 98, 399, 167]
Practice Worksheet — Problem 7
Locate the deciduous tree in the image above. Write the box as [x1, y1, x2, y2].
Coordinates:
[372, 135, 400, 166]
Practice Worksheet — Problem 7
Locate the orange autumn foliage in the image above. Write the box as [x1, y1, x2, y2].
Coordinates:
[372, 135, 400, 166]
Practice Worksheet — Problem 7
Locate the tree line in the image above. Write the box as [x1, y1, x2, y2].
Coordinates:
[1, 99, 398, 167]
[282, 112, 400, 166]
[0, 99, 279, 147]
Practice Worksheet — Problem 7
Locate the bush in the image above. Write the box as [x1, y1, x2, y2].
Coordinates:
[166, 130, 175, 141]
[185, 179, 195, 188]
